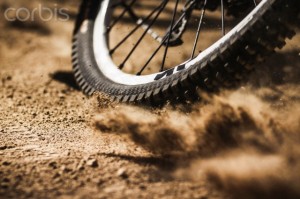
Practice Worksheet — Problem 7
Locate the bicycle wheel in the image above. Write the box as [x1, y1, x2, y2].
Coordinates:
[72, 0, 299, 103]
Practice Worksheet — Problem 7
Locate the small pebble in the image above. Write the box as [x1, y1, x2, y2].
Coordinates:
[87, 159, 98, 168]
[117, 168, 128, 179]
[2, 161, 11, 166]
[49, 161, 57, 169]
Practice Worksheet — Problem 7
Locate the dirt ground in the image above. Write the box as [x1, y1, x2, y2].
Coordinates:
[1, 1, 300, 199]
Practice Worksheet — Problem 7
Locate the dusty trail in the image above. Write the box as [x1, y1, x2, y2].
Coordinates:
[1, 1, 300, 198]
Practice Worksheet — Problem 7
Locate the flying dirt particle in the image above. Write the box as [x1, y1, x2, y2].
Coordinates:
[139, 184, 147, 190]
[2, 161, 11, 166]
[86, 159, 99, 168]
[49, 161, 58, 169]
[117, 168, 128, 179]
[76, 159, 86, 171]
[52, 173, 60, 179]
[60, 165, 72, 174]
[95, 92, 116, 109]
[1, 178, 10, 189]
[0, 145, 14, 150]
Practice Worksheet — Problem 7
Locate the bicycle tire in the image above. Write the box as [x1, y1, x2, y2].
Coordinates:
[72, 0, 299, 104]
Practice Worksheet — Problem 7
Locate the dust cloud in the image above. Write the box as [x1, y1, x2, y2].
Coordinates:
[91, 13, 300, 198]
[94, 43, 300, 199]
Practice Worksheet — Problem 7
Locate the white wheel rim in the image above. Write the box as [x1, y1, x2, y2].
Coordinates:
[92, 0, 270, 85]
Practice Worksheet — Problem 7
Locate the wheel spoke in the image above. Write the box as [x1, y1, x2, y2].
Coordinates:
[221, 0, 225, 36]
[253, 0, 257, 6]
[160, 0, 180, 72]
[119, 0, 169, 69]
[190, 0, 207, 59]
[110, 0, 167, 56]
[136, 6, 194, 75]
[107, 0, 137, 33]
